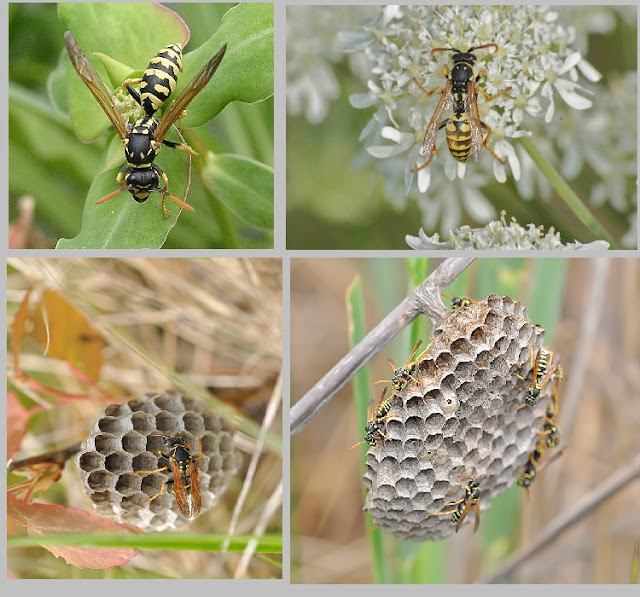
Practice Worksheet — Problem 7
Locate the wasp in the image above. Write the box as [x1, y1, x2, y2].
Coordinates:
[375, 339, 427, 393]
[515, 345, 562, 409]
[537, 378, 562, 448]
[351, 387, 395, 450]
[64, 31, 227, 217]
[445, 291, 477, 310]
[517, 436, 564, 499]
[426, 473, 486, 532]
[133, 432, 202, 518]
[412, 43, 511, 172]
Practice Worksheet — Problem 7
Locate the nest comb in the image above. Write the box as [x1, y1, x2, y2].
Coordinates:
[76, 391, 239, 531]
[362, 294, 552, 541]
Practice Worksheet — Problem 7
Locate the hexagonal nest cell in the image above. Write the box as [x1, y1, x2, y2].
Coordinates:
[362, 294, 562, 541]
[76, 391, 240, 531]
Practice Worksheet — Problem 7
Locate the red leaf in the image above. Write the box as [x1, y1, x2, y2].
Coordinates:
[7, 392, 30, 459]
[8, 495, 140, 569]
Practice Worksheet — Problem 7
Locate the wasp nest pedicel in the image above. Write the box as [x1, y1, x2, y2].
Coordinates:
[363, 294, 552, 541]
[76, 392, 239, 531]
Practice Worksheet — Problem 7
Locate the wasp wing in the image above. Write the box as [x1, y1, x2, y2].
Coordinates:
[63, 31, 128, 140]
[454, 495, 473, 532]
[169, 458, 192, 517]
[466, 79, 484, 163]
[155, 43, 227, 143]
[537, 353, 561, 391]
[420, 79, 452, 163]
[188, 458, 202, 518]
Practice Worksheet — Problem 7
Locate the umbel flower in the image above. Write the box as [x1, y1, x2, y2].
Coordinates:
[406, 212, 610, 250]
[346, 5, 601, 204]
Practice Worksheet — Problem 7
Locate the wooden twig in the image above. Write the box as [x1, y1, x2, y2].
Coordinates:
[480, 452, 640, 583]
[290, 257, 474, 436]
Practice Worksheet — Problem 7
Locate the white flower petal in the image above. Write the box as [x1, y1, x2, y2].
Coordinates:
[349, 92, 377, 109]
[554, 79, 593, 110]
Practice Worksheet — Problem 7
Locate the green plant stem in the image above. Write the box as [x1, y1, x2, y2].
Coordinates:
[7, 533, 281, 552]
[518, 136, 617, 248]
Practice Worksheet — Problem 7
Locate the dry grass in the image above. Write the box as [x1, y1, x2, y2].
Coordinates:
[7, 257, 282, 579]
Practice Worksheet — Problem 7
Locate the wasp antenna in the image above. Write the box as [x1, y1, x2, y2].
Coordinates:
[162, 191, 195, 212]
[95, 186, 131, 205]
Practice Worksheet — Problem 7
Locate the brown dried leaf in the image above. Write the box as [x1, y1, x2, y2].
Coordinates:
[10, 286, 105, 380]
[7, 495, 139, 569]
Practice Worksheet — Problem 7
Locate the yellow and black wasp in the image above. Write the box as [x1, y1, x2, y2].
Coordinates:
[375, 339, 427, 393]
[351, 387, 395, 450]
[133, 432, 202, 518]
[64, 31, 227, 217]
[517, 435, 564, 499]
[515, 345, 562, 409]
[537, 377, 562, 448]
[426, 473, 486, 533]
[412, 43, 511, 171]
[445, 291, 477, 309]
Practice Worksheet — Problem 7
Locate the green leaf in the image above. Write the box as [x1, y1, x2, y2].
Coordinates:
[203, 154, 273, 230]
[56, 2, 273, 248]
[179, 3, 274, 127]
[59, 3, 189, 140]
[56, 143, 192, 249]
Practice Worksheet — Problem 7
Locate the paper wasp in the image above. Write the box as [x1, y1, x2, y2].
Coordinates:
[375, 340, 426, 393]
[515, 345, 562, 408]
[538, 377, 562, 448]
[64, 31, 227, 217]
[133, 432, 202, 518]
[445, 291, 477, 310]
[351, 387, 395, 450]
[426, 473, 486, 533]
[412, 43, 511, 171]
[517, 436, 564, 499]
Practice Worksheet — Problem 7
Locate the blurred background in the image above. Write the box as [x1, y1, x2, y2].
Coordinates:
[291, 257, 640, 583]
[9, 3, 273, 248]
[286, 6, 637, 249]
[7, 258, 282, 578]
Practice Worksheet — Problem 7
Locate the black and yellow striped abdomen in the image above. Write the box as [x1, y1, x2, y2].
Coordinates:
[445, 112, 473, 163]
[139, 43, 183, 115]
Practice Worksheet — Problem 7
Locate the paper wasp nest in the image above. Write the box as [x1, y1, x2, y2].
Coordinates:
[362, 294, 551, 541]
[76, 392, 239, 531]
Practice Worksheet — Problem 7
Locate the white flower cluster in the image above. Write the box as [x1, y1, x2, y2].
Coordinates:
[346, 5, 600, 194]
[406, 212, 611, 250]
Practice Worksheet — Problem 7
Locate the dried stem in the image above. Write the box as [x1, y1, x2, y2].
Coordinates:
[480, 452, 640, 583]
[8, 442, 82, 474]
[290, 257, 474, 436]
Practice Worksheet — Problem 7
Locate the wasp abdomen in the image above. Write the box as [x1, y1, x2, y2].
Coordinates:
[446, 116, 473, 162]
[140, 43, 183, 115]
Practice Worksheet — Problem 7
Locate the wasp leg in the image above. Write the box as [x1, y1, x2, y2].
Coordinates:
[479, 121, 505, 165]
[413, 79, 446, 98]
[162, 137, 198, 156]
[131, 465, 168, 475]
[122, 78, 144, 107]
[145, 479, 172, 503]
[155, 166, 194, 216]
[476, 85, 512, 103]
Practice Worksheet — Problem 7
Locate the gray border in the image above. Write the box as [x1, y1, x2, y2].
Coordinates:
[4, 0, 640, 591]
